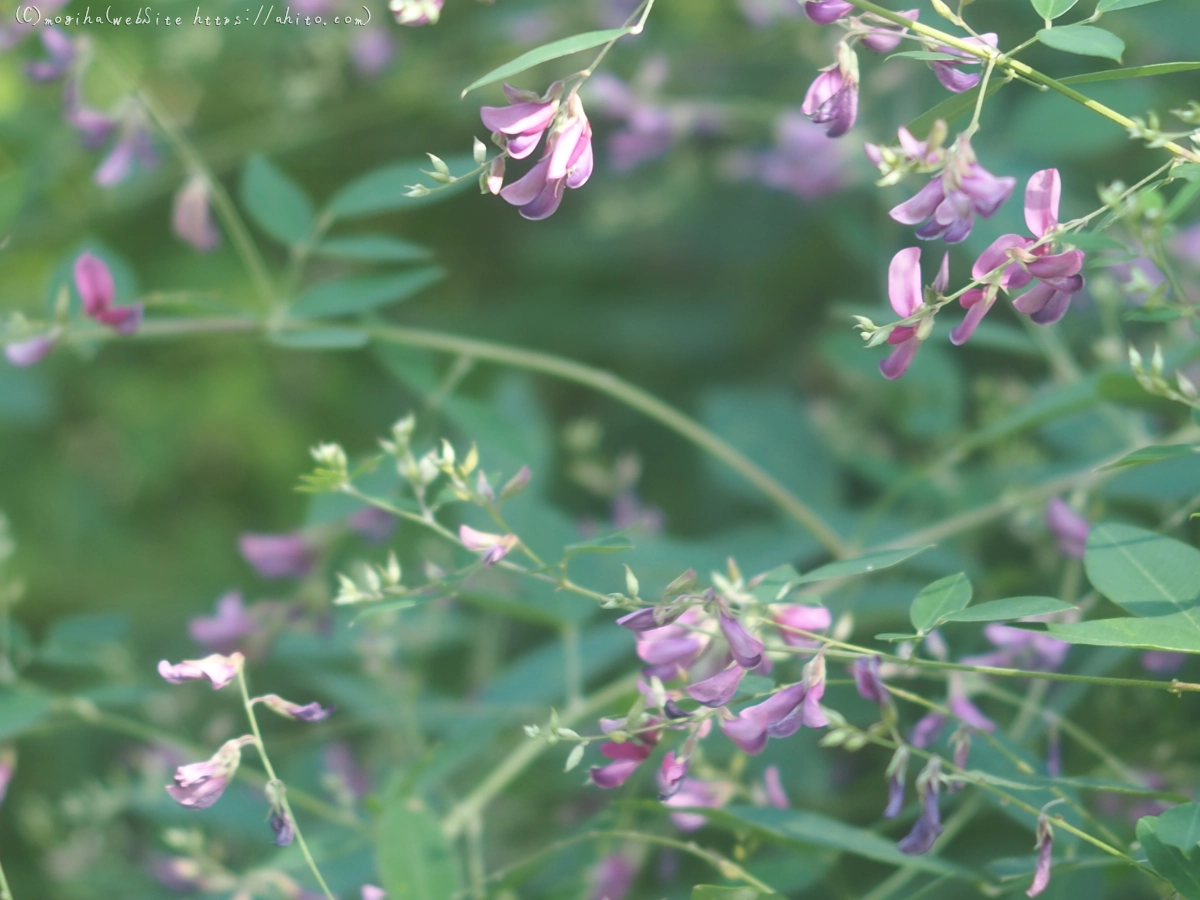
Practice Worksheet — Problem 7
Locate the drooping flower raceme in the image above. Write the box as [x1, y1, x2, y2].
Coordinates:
[956, 169, 1085, 343]
[498, 93, 594, 220]
[878, 247, 948, 380]
[802, 43, 859, 138]
[74, 252, 144, 335]
[888, 136, 1015, 244]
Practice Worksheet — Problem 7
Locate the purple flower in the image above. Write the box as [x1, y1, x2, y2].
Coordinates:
[351, 30, 397, 78]
[189, 591, 255, 654]
[74, 253, 143, 335]
[617, 607, 676, 631]
[889, 136, 1015, 244]
[800, 652, 829, 728]
[347, 506, 397, 544]
[657, 750, 689, 800]
[26, 26, 74, 82]
[1027, 811, 1054, 897]
[928, 34, 997, 93]
[884, 746, 909, 818]
[590, 739, 653, 789]
[719, 614, 763, 669]
[910, 713, 945, 748]
[774, 604, 832, 648]
[803, 0, 853, 23]
[858, 10, 919, 54]
[948, 675, 995, 732]
[389, 0, 442, 25]
[801, 45, 859, 138]
[687, 664, 745, 707]
[1142, 651, 1186, 676]
[239, 531, 317, 578]
[499, 94, 593, 220]
[0, 746, 14, 807]
[879, 247, 948, 380]
[5, 334, 55, 367]
[763, 765, 789, 809]
[63, 80, 117, 149]
[898, 759, 943, 854]
[852, 656, 889, 707]
[256, 693, 336, 723]
[589, 854, 635, 900]
[165, 738, 248, 809]
[1045, 498, 1090, 559]
[635, 608, 710, 680]
[172, 176, 220, 252]
[362, 888, 387, 900]
[982, 622, 1069, 672]
[93, 117, 158, 188]
[663, 777, 732, 831]
[158, 652, 244, 690]
[720, 682, 806, 755]
[459, 524, 519, 566]
[481, 84, 561, 160]
[270, 807, 296, 846]
[960, 170, 1084, 341]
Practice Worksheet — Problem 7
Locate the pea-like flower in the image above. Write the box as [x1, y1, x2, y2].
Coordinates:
[852, 655, 889, 707]
[897, 758, 943, 854]
[720, 682, 806, 755]
[1027, 810, 1055, 897]
[802, 0, 854, 24]
[254, 693, 337, 723]
[657, 750, 689, 800]
[719, 613, 763, 669]
[158, 652, 244, 689]
[481, 83, 561, 160]
[884, 746, 908, 818]
[589, 737, 654, 789]
[889, 136, 1015, 243]
[26, 27, 74, 82]
[879, 247, 948, 380]
[662, 776, 733, 831]
[189, 591, 256, 654]
[927, 34, 997, 93]
[635, 608, 710, 681]
[362, 888, 387, 900]
[4, 334, 56, 368]
[686, 664, 746, 707]
[74, 252, 144, 335]
[774, 603, 832, 648]
[165, 737, 252, 809]
[857, 10, 919, 54]
[763, 765, 789, 808]
[499, 94, 593, 220]
[802, 43, 859, 138]
[459, 524, 519, 566]
[388, 0, 443, 26]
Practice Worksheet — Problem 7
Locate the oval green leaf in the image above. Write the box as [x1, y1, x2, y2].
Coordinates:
[1037, 25, 1125, 62]
[1084, 523, 1200, 618]
[1158, 804, 1200, 853]
[377, 795, 462, 900]
[461, 28, 630, 96]
[793, 545, 933, 586]
[240, 155, 314, 247]
[910, 572, 972, 633]
[289, 267, 444, 319]
[1031, 0, 1080, 19]
[1061, 61, 1200, 85]
[314, 235, 433, 263]
[1048, 612, 1200, 654]
[942, 596, 1075, 624]
[1098, 443, 1198, 471]
[1137, 816, 1200, 900]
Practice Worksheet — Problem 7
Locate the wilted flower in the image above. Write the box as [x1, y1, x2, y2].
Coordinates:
[26, 27, 74, 81]
[0, 746, 14, 807]
[1027, 810, 1055, 897]
[927, 34, 998, 93]
[719, 614, 763, 669]
[166, 737, 251, 809]
[5, 334, 56, 367]
[74, 252, 143, 335]
[270, 807, 296, 846]
[775, 603, 832, 648]
[852, 655, 889, 707]
[720, 682, 806, 755]
[255, 693, 336, 723]
[459, 524, 519, 565]
[1045, 498, 1090, 559]
[500, 93, 594, 220]
[802, 43, 859, 138]
[189, 591, 256, 654]
[879, 247, 947, 380]
[481, 83, 561, 160]
[687, 664, 746, 707]
[897, 758, 943, 854]
[389, 0, 442, 25]
[763, 765, 789, 809]
[239, 532, 317, 579]
[158, 652, 244, 689]
[172, 176, 220, 252]
[958, 169, 1085, 342]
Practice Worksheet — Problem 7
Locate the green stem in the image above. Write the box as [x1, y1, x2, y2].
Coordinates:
[236, 670, 337, 900]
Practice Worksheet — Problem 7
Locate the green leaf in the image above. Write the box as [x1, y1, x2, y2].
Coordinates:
[707, 806, 976, 879]
[563, 532, 634, 557]
[875, 632, 921, 641]
[240, 155, 314, 246]
[1031, 0, 1080, 19]
[1037, 25, 1124, 62]
[289, 267, 444, 319]
[907, 80, 1006, 139]
[941, 596, 1075, 624]
[1061, 61, 1200, 84]
[1098, 443, 1198, 471]
[1097, 0, 1164, 10]
[1138, 816, 1200, 900]
[327, 155, 477, 219]
[1084, 523, 1200, 618]
[1047, 612, 1200, 653]
[0, 686, 53, 740]
[268, 327, 370, 350]
[461, 28, 630, 96]
[376, 795, 461, 899]
[910, 573, 972, 633]
[692, 888, 763, 900]
[313, 235, 433, 263]
[793, 545, 933, 586]
[1158, 804, 1200, 853]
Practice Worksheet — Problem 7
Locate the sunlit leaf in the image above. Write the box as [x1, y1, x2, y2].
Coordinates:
[461, 28, 630, 96]
[1037, 25, 1124, 62]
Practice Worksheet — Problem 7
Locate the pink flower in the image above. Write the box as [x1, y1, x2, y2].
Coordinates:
[803, 0, 853, 24]
[26, 26, 74, 82]
[947, 674, 995, 732]
[93, 118, 158, 187]
[928, 34, 997, 93]
[733, 112, 850, 200]
[774, 604, 832, 648]
[802, 45, 859, 138]
[957, 170, 1084, 344]
[763, 765, 789, 808]
[1141, 651, 1186, 676]
[389, 0, 442, 25]
[719, 614, 763, 669]
[74, 253, 143, 335]
[635, 608, 710, 680]
[590, 737, 655, 789]
[481, 84, 561, 160]
[879, 247, 948, 380]
[852, 655, 889, 707]
[239, 532, 317, 578]
[499, 94, 593, 220]
[858, 10, 919, 54]
[897, 758, 943, 854]
[1027, 812, 1055, 896]
[719, 682, 807, 755]
[157, 652, 244, 689]
[5, 334, 55, 367]
[910, 713, 945, 748]
[254, 693, 336, 722]
[362, 888, 387, 900]
[189, 591, 256, 654]
[1045, 498, 1089, 559]
[165, 737, 249, 809]
[172, 176, 220, 252]
[351, 30, 397, 77]
[347, 506, 397, 543]
[657, 750, 689, 799]
[663, 777, 732, 830]
[687, 664, 745, 707]
[459, 524, 519, 566]
[589, 854, 635, 900]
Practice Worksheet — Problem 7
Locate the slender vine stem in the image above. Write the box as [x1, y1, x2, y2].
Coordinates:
[236, 670, 337, 900]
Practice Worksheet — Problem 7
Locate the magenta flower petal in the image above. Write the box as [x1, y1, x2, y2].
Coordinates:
[500, 158, 553, 206]
[763, 765, 789, 808]
[189, 591, 255, 654]
[890, 179, 946, 226]
[949, 289, 992, 346]
[1026, 249, 1083, 279]
[1024, 169, 1061, 238]
[1029, 290, 1073, 325]
[910, 713, 945, 748]
[972, 233, 1029, 280]
[1045, 498, 1089, 558]
[158, 653, 244, 690]
[898, 773, 942, 854]
[657, 750, 689, 800]
[888, 247, 924, 317]
[505, 131, 544, 160]
[721, 713, 769, 755]
[719, 614, 764, 669]
[590, 758, 643, 789]
[687, 665, 746, 707]
[879, 335, 921, 380]
[802, 0, 853, 23]
[74, 252, 115, 316]
[1012, 281, 1056, 315]
[852, 656, 889, 706]
[480, 100, 557, 136]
